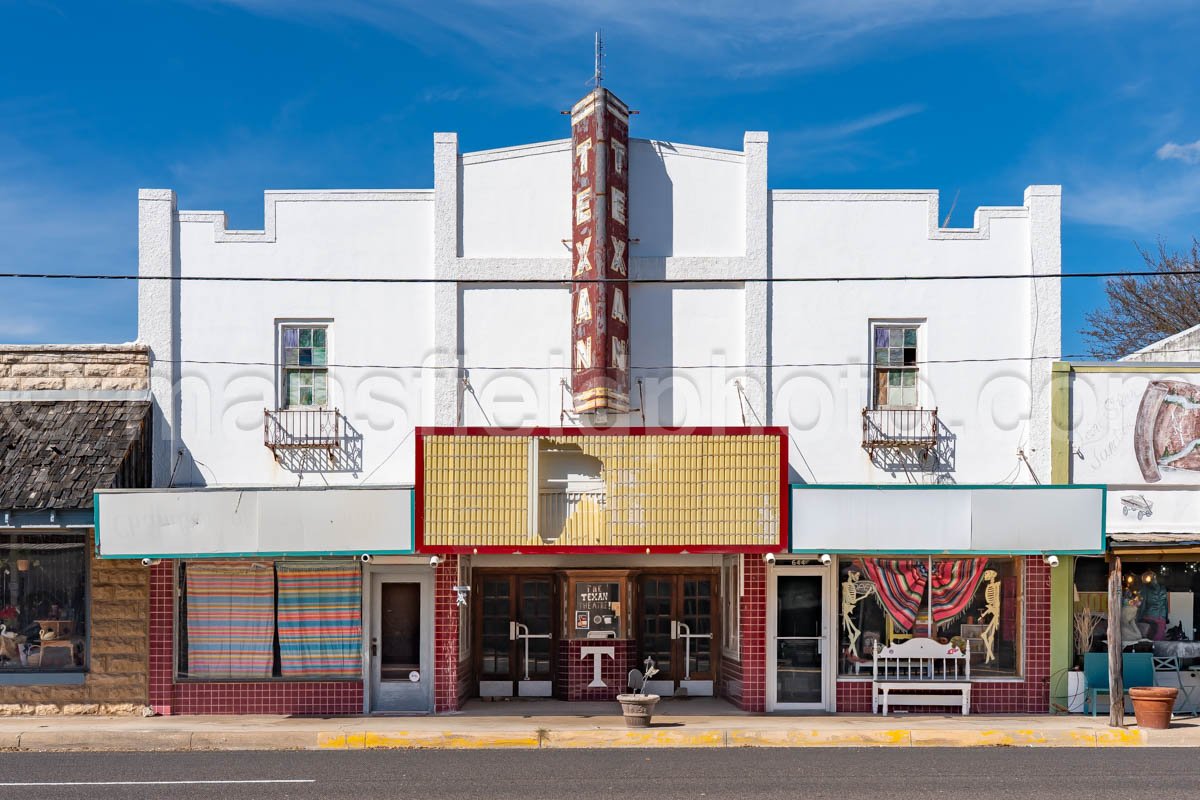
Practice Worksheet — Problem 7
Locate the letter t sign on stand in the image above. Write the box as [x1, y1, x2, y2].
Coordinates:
[580, 646, 616, 688]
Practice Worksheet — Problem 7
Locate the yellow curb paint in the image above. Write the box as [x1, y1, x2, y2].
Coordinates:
[543, 729, 726, 749]
[910, 730, 1067, 747]
[728, 729, 910, 747]
[317, 733, 347, 749]
[355, 731, 539, 750]
[1094, 728, 1147, 747]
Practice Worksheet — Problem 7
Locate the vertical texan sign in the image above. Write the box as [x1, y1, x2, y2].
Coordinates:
[570, 87, 631, 414]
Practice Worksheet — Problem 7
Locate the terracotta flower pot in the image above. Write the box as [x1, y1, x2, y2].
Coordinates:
[616, 694, 660, 728]
[1130, 686, 1178, 729]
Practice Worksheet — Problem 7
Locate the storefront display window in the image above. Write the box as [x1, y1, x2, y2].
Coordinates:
[0, 533, 88, 672]
[837, 556, 1021, 677]
[176, 560, 361, 680]
[1073, 558, 1200, 667]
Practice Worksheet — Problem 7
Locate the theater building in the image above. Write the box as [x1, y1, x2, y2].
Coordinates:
[95, 79, 1103, 715]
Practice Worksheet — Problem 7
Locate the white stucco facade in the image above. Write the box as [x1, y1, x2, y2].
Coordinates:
[138, 129, 1060, 491]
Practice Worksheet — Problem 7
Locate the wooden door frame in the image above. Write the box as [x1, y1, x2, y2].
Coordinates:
[470, 569, 558, 691]
[635, 571, 720, 684]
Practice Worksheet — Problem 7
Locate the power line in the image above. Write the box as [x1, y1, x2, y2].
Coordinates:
[16, 349, 1200, 372]
[0, 269, 1197, 285]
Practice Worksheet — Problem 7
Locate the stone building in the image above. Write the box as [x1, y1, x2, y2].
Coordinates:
[0, 345, 151, 714]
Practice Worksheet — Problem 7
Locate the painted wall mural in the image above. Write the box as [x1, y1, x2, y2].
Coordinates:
[1134, 380, 1200, 482]
[1071, 370, 1200, 533]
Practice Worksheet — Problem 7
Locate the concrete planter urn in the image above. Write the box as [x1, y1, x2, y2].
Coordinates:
[620, 657, 662, 727]
[617, 693, 661, 728]
[1130, 686, 1178, 730]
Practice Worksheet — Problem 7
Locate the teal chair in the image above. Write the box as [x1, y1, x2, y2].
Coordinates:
[1084, 652, 1156, 716]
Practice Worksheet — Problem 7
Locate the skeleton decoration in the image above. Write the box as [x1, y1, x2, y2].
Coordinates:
[841, 570, 877, 658]
[978, 569, 1000, 664]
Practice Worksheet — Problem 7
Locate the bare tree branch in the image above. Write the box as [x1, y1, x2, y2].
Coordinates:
[1081, 238, 1200, 359]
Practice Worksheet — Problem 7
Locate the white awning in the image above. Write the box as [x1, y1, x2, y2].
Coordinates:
[789, 485, 1106, 554]
[94, 486, 413, 558]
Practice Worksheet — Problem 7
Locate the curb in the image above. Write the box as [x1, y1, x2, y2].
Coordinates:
[0, 726, 1151, 752]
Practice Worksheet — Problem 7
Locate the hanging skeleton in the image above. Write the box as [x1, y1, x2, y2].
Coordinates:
[841, 571, 877, 658]
[978, 570, 1001, 664]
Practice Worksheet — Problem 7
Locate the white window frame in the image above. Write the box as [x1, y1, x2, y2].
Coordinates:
[721, 554, 742, 660]
[276, 319, 333, 410]
[869, 319, 924, 409]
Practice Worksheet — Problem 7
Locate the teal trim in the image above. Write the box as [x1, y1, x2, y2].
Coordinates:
[98, 549, 417, 560]
[787, 483, 1108, 556]
[93, 496, 100, 550]
[790, 483, 1108, 491]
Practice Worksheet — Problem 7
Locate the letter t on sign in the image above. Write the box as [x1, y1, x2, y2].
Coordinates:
[580, 646, 616, 688]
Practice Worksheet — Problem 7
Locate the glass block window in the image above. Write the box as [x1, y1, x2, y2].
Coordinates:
[282, 325, 329, 408]
[872, 324, 919, 408]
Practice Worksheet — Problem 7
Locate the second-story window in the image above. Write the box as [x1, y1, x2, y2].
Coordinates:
[872, 323, 919, 408]
[281, 324, 329, 408]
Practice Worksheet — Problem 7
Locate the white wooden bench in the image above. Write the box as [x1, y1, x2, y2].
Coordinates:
[872, 637, 971, 715]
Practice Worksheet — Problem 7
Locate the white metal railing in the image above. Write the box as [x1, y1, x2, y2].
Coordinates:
[537, 489, 607, 542]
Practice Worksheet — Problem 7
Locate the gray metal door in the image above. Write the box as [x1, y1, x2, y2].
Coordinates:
[369, 572, 432, 713]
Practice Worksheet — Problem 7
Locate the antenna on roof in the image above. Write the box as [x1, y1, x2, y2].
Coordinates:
[594, 30, 604, 89]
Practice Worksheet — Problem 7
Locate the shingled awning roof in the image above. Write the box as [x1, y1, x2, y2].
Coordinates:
[0, 401, 151, 511]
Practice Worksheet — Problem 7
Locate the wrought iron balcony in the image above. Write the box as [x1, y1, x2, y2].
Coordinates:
[862, 407, 939, 451]
[264, 408, 343, 462]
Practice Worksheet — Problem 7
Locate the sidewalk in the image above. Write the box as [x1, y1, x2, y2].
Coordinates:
[1, 699, 1196, 751]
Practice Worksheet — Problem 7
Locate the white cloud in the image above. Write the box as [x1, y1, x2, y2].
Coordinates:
[1157, 140, 1200, 165]
[196, 0, 1173, 78]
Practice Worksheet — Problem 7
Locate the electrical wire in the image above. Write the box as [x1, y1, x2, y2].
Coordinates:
[0, 269, 1198, 284]
[16, 347, 1200, 372]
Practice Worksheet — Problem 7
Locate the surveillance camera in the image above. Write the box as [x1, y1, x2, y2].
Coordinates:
[819, 553, 832, 566]
[762, 553, 776, 565]
[360, 553, 373, 564]
[140, 558, 160, 567]
[1044, 554, 1060, 568]
[429, 555, 442, 568]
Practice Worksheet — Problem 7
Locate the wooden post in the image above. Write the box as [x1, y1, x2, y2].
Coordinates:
[1107, 555, 1124, 727]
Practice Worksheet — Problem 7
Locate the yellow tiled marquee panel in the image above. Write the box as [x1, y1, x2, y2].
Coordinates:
[421, 433, 781, 549]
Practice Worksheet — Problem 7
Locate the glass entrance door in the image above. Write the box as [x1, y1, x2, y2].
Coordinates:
[769, 569, 829, 711]
[476, 574, 555, 697]
[369, 573, 432, 713]
[637, 574, 716, 696]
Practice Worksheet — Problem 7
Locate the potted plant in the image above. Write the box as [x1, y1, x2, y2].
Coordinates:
[1130, 686, 1179, 729]
[617, 658, 661, 728]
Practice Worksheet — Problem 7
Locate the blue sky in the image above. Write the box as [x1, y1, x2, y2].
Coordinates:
[1, 1, 1198, 356]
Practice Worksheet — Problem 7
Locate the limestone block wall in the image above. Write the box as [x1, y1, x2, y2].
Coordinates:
[0, 345, 149, 392]
[0, 538, 149, 715]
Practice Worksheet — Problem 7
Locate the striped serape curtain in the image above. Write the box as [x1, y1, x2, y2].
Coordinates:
[276, 562, 362, 679]
[185, 562, 275, 679]
[930, 557, 989, 627]
[861, 559, 927, 632]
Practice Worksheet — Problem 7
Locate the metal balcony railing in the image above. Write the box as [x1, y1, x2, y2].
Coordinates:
[264, 408, 342, 461]
[862, 407, 939, 450]
[538, 489, 607, 543]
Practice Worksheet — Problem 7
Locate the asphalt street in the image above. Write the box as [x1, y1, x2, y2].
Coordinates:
[0, 748, 1193, 800]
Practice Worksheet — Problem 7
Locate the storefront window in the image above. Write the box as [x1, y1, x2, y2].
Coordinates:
[176, 560, 362, 680]
[0, 533, 88, 672]
[1073, 558, 1200, 667]
[566, 573, 625, 640]
[837, 556, 1021, 677]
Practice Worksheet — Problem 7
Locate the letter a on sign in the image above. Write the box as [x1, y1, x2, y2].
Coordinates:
[575, 288, 593, 323]
[611, 287, 627, 324]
